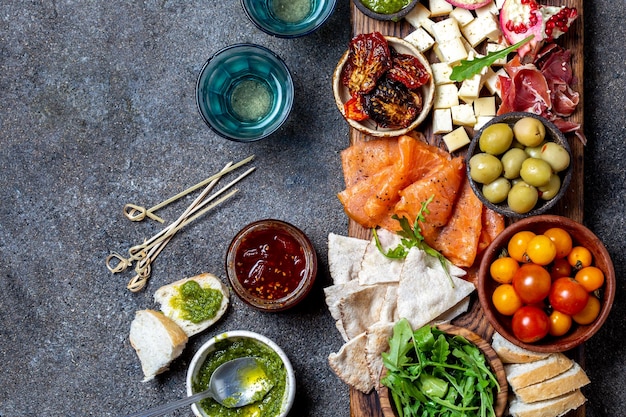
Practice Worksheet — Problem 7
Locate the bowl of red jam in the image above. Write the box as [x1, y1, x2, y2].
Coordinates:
[225, 219, 318, 311]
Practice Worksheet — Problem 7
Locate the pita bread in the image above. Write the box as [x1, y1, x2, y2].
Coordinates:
[339, 284, 393, 340]
[324, 279, 363, 322]
[328, 333, 374, 393]
[358, 230, 404, 285]
[397, 248, 475, 330]
[328, 233, 369, 285]
[365, 322, 394, 391]
[433, 296, 470, 324]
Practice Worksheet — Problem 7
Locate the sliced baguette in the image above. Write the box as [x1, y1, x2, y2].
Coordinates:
[154, 273, 229, 337]
[491, 332, 550, 364]
[505, 353, 573, 390]
[508, 389, 586, 417]
[129, 309, 188, 382]
[514, 362, 590, 403]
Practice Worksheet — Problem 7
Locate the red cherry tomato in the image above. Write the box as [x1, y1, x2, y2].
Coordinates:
[550, 258, 572, 280]
[549, 277, 590, 316]
[512, 305, 550, 343]
[512, 263, 552, 304]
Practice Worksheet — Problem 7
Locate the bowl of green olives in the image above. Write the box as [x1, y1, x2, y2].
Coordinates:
[466, 112, 573, 218]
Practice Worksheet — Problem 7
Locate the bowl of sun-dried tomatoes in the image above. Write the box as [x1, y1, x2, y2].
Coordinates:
[333, 31, 434, 137]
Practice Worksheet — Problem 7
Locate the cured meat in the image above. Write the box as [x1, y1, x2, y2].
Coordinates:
[498, 66, 552, 116]
[341, 137, 399, 188]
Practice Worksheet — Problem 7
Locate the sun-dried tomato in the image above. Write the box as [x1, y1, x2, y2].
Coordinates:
[343, 93, 369, 121]
[341, 32, 391, 95]
[363, 77, 421, 128]
[387, 49, 430, 90]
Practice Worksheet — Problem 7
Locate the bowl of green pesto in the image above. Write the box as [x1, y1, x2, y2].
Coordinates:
[353, 0, 419, 21]
[186, 330, 296, 417]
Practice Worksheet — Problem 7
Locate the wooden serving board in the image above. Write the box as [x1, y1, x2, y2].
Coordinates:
[346, 1, 586, 416]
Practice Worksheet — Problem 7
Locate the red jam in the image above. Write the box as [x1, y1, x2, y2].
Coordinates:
[234, 228, 307, 300]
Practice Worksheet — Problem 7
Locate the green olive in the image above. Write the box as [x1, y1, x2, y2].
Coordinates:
[520, 157, 552, 187]
[501, 147, 529, 180]
[482, 177, 511, 204]
[540, 142, 570, 172]
[508, 181, 539, 214]
[469, 153, 503, 184]
[525, 142, 546, 159]
[513, 117, 546, 147]
[479, 123, 514, 155]
[538, 174, 562, 200]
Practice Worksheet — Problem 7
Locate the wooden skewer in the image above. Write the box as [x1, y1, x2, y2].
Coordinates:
[123, 154, 254, 223]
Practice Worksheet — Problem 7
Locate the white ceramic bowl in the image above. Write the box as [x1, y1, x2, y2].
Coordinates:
[186, 330, 296, 417]
[332, 36, 434, 137]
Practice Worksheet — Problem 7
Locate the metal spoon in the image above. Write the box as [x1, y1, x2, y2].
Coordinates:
[123, 357, 274, 417]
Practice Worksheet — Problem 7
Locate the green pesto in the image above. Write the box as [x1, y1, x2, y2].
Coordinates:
[361, 0, 410, 14]
[193, 338, 287, 417]
[170, 280, 223, 324]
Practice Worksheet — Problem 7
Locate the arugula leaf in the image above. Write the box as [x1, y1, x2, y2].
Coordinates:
[449, 35, 534, 82]
[372, 195, 456, 288]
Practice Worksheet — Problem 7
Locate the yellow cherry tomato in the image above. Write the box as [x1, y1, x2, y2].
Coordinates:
[543, 227, 573, 259]
[572, 295, 601, 325]
[575, 266, 605, 292]
[568, 246, 593, 269]
[492, 284, 523, 316]
[490, 256, 520, 284]
[526, 235, 557, 265]
[549, 310, 572, 337]
[507, 231, 536, 263]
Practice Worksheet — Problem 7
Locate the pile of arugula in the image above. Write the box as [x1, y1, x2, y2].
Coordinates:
[381, 319, 500, 417]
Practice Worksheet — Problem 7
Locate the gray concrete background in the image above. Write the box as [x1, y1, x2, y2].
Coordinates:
[0, 1, 624, 417]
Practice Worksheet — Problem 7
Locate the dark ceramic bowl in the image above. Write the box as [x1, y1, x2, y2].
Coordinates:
[225, 219, 317, 312]
[353, 0, 419, 21]
[378, 324, 508, 417]
[466, 112, 573, 218]
[477, 215, 616, 352]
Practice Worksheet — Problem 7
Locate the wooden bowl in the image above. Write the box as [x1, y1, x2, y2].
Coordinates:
[466, 112, 573, 218]
[477, 215, 616, 352]
[378, 324, 508, 417]
[332, 36, 434, 138]
[352, 0, 419, 22]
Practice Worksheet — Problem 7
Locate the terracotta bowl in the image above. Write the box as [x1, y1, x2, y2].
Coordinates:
[477, 215, 616, 352]
[332, 36, 434, 138]
[378, 324, 508, 417]
[352, 0, 419, 21]
[466, 112, 573, 218]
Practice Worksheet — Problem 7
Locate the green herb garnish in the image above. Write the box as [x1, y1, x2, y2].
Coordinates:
[381, 320, 500, 417]
[373, 195, 455, 288]
[450, 35, 534, 82]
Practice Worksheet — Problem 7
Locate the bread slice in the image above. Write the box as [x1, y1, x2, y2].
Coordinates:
[154, 273, 229, 337]
[491, 332, 550, 364]
[508, 389, 586, 417]
[129, 309, 188, 382]
[505, 353, 573, 390]
[514, 362, 590, 403]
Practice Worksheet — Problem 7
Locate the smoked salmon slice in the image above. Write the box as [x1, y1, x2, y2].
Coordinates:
[341, 137, 400, 188]
[477, 206, 505, 254]
[430, 178, 484, 268]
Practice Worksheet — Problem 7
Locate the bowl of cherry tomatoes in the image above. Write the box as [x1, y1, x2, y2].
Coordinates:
[477, 215, 615, 352]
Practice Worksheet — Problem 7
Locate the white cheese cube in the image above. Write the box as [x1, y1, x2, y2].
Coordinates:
[433, 108, 453, 134]
[451, 104, 477, 126]
[432, 18, 462, 44]
[419, 17, 437, 37]
[458, 73, 484, 103]
[443, 126, 471, 152]
[485, 42, 508, 65]
[436, 37, 468, 64]
[461, 14, 502, 47]
[434, 84, 459, 109]
[404, 28, 435, 52]
[483, 67, 508, 97]
[475, 1, 498, 18]
[404, 3, 431, 29]
[450, 7, 475, 27]
[473, 96, 497, 117]
[429, 0, 453, 17]
[475, 116, 495, 130]
[430, 62, 454, 85]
